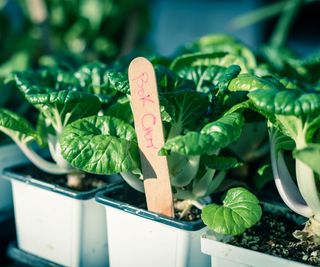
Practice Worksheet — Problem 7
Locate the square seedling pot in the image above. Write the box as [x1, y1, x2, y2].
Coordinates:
[95, 183, 210, 267]
[2, 163, 119, 267]
[201, 202, 310, 267]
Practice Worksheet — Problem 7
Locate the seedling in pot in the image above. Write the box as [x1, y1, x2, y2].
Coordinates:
[248, 86, 320, 244]
[60, 49, 262, 235]
[0, 63, 124, 188]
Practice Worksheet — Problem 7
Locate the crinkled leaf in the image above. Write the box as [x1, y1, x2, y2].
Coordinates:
[201, 187, 262, 235]
[202, 155, 242, 170]
[60, 115, 139, 174]
[177, 34, 256, 70]
[162, 90, 209, 129]
[0, 108, 40, 143]
[175, 65, 228, 92]
[74, 62, 117, 103]
[155, 65, 191, 92]
[228, 74, 276, 92]
[106, 70, 130, 94]
[294, 144, 320, 175]
[248, 88, 320, 117]
[14, 70, 101, 125]
[104, 96, 133, 124]
[160, 112, 244, 156]
[218, 65, 241, 92]
[170, 52, 251, 74]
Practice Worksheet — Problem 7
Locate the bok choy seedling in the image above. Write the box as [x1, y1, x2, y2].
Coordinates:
[60, 44, 262, 235]
[0, 62, 123, 188]
[248, 86, 320, 244]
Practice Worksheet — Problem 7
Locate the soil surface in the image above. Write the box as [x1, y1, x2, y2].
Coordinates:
[6, 163, 108, 192]
[105, 184, 201, 221]
[228, 211, 320, 266]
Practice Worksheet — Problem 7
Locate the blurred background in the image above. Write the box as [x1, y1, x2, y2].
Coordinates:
[1, 0, 320, 68]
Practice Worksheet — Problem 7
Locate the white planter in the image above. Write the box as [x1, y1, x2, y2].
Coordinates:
[2, 165, 112, 267]
[95, 183, 211, 267]
[0, 143, 28, 214]
[201, 203, 310, 267]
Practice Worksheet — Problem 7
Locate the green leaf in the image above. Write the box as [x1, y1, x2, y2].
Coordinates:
[160, 112, 244, 156]
[228, 74, 276, 91]
[106, 70, 130, 94]
[201, 187, 262, 235]
[14, 70, 102, 127]
[104, 96, 133, 123]
[60, 115, 140, 174]
[155, 65, 191, 92]
[74, 62, 117, 103]
[202, 155, 242, 170]
[162, 90, 209, 130]
[218, 65, 241, 91]
[248, 88, 320, 117]
[0, 108, 39, 143]
[170, 52, 251, 74]
[175, 65, 228, 92]
[177, 34, 256, 70]
[294, 144, 320, 175]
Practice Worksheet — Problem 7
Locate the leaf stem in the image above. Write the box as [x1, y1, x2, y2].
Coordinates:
[15, 141, 71, 174]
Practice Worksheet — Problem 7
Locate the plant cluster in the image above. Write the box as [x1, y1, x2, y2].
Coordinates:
[1, 29, 320, 243]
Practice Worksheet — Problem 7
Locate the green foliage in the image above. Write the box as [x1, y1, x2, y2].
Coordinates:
[201, 187, 262, 235]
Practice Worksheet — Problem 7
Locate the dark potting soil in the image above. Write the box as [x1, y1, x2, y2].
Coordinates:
[105, 184, 201, 222]
[7, 163, 108, 192]
[228, 211, 320, 266]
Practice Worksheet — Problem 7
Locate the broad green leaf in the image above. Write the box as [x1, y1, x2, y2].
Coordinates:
[170, 52, 251, 74]
[201, 187, 262, 235]
[202, 155, 242, 170]
[218, 65, 241, 92]
[228, 74, 276, 91]
[162, 90, 209, 130]
[175, 65, 227, 92]
[14, 70, 102, 126]
[200, 112, 244, 146]
[74, 62, 117, 103]
[60, 115, 140, 174]
[155, 65, 191, 92]
[248, 88, 320, 117]
[294, 144, 320, 175]
[177, 34, 256, 70]
[104, 96, 133, 124]
[160, 112, 244, 156]
[106, 70, 130, 94]
[0, 108, 39, 143]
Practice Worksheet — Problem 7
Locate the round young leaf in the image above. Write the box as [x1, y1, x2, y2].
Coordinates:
[60, 115, 140, 174]
[201, 187, 262, 235]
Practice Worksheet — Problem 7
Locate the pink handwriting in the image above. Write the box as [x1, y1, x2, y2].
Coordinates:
[132, 72, 158, 150]
[132, 72, 155, 107]
[141, 113, 158, 149]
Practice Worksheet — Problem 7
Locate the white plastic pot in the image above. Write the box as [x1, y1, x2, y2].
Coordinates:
[0, 143, 28, 214]
[95, 183, 211, 267]
[201, 203, 310, 267]
[2, 164, 113, 267]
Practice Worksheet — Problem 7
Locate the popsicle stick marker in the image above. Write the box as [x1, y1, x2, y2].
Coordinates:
[128, 57, 174, 217]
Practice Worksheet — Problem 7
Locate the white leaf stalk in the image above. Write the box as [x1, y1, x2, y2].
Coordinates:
[270, 128, 320, 243]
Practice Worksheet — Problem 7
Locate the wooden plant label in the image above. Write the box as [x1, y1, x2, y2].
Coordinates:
[128, 57, 174, 217]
